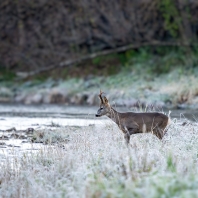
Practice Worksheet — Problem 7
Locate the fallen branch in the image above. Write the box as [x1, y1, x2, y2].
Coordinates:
[18, 41, 191, 78]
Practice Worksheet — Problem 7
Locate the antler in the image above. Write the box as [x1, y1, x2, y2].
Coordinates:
[98, 90, 104, 103]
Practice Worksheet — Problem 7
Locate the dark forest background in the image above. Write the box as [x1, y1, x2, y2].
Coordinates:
[0, 0, 198, 79]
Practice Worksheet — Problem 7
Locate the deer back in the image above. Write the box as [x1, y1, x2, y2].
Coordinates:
[119, 112, 169, 132]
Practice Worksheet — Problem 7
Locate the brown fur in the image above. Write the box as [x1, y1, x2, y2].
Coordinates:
[95, 93, 169, 144]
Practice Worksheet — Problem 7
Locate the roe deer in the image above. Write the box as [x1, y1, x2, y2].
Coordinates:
[95, 90, 170, 144]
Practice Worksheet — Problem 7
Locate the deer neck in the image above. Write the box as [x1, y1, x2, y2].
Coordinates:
[107, 107, 122, 126]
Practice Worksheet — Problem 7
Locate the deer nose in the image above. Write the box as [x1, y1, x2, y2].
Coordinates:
[95, 114, 100, 117]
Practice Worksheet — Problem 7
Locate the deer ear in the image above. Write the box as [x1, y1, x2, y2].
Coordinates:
[103, 96, 109, 104]
[98, 90, 104, 104]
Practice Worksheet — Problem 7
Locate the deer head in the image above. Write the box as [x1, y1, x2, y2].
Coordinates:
[95, 90, 111, 117]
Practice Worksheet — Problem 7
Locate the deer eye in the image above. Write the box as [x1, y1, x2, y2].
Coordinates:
[100, 107, 103, 110]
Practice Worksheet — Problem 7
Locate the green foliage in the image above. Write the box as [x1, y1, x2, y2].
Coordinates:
[77, 45, 198, 77]
[167, 154, 176, 172]
[92, 54, 121, 75]
[92, 57, 101, 65]
[159, 0, 181, 38]
[118, 50, 137, 66]
[123, 46, 198, 75]
[0, 66, 16, 81]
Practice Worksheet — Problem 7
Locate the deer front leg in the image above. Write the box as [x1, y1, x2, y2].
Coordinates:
[121, 125, 140, 145]
[125, 126, 140, 145]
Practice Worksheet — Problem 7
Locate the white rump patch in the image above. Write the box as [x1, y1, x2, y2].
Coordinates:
[167, 117, 171, 126]
[142, 123, 146, 133]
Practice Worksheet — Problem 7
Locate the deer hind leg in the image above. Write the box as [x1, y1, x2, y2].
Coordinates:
[154, 127, 165, 139]
[124, 132, 130, 145]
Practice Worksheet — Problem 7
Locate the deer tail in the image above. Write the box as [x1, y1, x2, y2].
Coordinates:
[167, 110, 172, 126]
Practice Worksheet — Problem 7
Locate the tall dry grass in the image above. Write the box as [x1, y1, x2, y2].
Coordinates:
[1, 119, 198, 198]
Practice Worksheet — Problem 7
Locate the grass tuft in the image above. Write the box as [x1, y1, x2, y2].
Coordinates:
[0, 120, 198, 197]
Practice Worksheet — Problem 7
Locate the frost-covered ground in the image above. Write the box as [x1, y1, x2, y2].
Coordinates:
[2, 67, 198, 110]
[1, 118, 198, 198]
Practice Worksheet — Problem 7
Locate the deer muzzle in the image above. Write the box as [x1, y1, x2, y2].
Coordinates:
[95, 114, 101, 117]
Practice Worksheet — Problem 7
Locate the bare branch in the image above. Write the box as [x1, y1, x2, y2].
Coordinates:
[18, 40, 194, 79]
